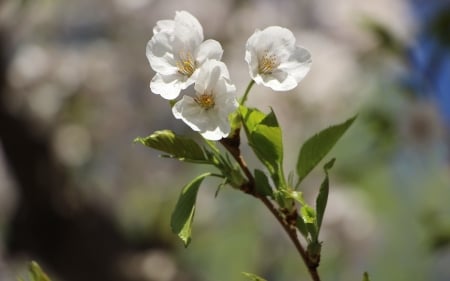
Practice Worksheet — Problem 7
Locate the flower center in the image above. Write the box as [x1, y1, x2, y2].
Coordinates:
[258, 52, 279, 74]
[176, 51, 196, 77]
[195, 92, 215, 110]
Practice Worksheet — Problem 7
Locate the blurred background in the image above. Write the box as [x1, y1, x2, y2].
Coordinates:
[0, 0, 449, 280]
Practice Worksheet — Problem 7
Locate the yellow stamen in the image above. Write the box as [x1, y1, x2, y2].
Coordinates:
[195, 92, 215, 110]
[258, 52, 279, 74]
[176, 51, 196, 77]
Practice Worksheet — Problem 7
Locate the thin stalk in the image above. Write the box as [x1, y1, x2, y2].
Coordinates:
[240, 80, 256, 105]
[219, 139, 254, 187]
[257, 195, 321, 281]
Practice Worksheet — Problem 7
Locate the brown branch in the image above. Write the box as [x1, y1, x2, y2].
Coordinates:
[258, 196, 321, 281]
[219, 136, 321, 281]
[219, 133, 254, 190]
[0, 30, 181, 281]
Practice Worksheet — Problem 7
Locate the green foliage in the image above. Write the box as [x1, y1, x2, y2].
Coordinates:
[171, 173, 211, 247]
[18, 261, 51, 281]
[296, 116, 356, 186]
[362, 271, 371, 281]
[205, 143, 246, 190]
[300, 205, 316, 224]
[137, 87, 357, 280]
[254, 169, 273, 198]
[134, 130, 209, 163]
[301, 204, 318, 242]
[242, 272, 268, 281]
[281, 189, 306, 205]
[361, 17, 404, 54]
[316, 158, 335, 233]
[241, 106, 286, 188]
[240, 105, 265, 133]
[296, 215, 309, 238]
[292, 115, 357, 249]
[295, 158, 335, 260]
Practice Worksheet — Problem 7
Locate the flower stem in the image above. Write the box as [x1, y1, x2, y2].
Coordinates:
[219, 137, 322, 281]
[257, 195, 321, 281]
[240, 80, 256, 105]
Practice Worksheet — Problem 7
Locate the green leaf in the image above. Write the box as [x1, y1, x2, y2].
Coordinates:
[316, 158, 335, 232]
[214, 177, 227, 198]
[296, 216, 309, 238]
[307, 240, 322, 264]
[29, 262, 51, 281]
[280, 189, 306, 205]
[170, 173, 210, 247]
[362, 272, 370, 281]
[296, 115, 356, 185]
[242, 107, 285, 187]
[242, 272, 268, 281]
[254, 169, 273, 197]
[208, 148, 245, 189]
[272, 190, 286, 209]
[300, 205, 318, 240]
[134, 130, 208, 163]
[361, 17, 404, 54]
[300, 205, 316, 224]
[240, 106, 266, 134]
[19, 261, 52, 281]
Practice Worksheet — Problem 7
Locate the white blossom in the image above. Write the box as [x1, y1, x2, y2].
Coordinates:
[245, 26, 312, 91]
[146, 11, 223, 100]
[172, 60, 238, 140]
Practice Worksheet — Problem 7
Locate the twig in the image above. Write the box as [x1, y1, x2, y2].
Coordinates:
[220, 137, 321, 281]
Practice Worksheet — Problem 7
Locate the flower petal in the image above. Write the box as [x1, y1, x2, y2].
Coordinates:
[196, 39, 223, 64]
[146, 32, 178, 75]
[213, 79, 237, 107]
[279, 46, 312, 82]
[172, 59, 237, 140]
[245, 25, 312, 91]
[175, 11, 203, 39]
[153, 19, 175, 35]
[200, 124, 229, 140]
[173, 11, 203, 50]
[196, 109, 231, 141]
[172, 96, 206, 131]
[261, 70, 297, 91]
[194, 60, 227, 94]
[244, 46, 259, 80]
[249, 26, 295, 55]
[150, 73, 191, 100]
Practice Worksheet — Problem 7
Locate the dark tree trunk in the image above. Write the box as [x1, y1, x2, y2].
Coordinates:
[0, 28, 172, 281]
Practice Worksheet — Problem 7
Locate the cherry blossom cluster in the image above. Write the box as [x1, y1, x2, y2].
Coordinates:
[146, 11, 312, 140]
